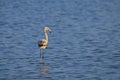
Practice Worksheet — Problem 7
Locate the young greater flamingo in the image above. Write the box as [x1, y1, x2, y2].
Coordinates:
[38, 26, 52, 59]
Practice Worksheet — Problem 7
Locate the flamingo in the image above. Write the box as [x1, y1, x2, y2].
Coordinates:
[38, 26, 52, 59]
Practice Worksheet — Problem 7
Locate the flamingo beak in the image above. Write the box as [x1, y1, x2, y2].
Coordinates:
[48, 29, 52, 33]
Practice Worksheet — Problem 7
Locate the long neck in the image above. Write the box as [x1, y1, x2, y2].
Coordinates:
[44, 30, 48, 43]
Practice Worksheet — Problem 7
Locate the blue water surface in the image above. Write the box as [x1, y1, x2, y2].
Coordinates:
[0, 0, 120, 80]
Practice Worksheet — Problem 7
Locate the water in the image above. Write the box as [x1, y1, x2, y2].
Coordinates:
[0, 0, 120, 80]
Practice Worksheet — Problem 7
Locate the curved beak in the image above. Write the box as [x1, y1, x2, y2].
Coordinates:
[48, 29, 52, 33]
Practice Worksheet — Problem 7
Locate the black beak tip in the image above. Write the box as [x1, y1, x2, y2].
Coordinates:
[49, 31, 52, 33]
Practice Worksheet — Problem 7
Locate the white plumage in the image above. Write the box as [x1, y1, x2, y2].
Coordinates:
[38, 27, 52, 49]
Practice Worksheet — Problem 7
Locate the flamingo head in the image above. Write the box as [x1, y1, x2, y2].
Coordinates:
[44, 26, 52, 32]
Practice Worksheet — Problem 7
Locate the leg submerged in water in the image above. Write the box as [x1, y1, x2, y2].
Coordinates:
[40, 49, 44, 64]
[40, 49, 44, 59]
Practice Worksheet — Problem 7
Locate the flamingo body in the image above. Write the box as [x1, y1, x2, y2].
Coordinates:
[38, 39, 47, 49]
[38, 27, 51, 49]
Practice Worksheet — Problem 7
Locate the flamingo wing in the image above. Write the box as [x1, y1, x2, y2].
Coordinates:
[38, 39, 47, 48]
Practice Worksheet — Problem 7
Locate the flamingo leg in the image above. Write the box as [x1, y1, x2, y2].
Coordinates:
[40, 49, 42, 58]
[40, 49, 44, 64]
